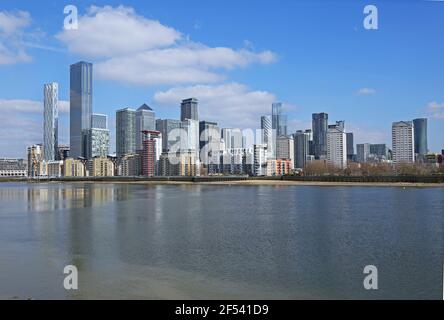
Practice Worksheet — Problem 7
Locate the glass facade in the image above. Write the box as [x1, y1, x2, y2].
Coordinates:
[116, 108, 136, 158]
[413, 118, 428, 156]
[70, 61, 93, 158]
[135, 104, 156, 151]
[86, 128, 110, 159]
[91, 114, 107, 130]
[43, 82, 58, 161]
[272, 103, 287, 138]
[180, 98, 199, 122]
[156, 119, 182, 152]
[312, 113, 328, 159]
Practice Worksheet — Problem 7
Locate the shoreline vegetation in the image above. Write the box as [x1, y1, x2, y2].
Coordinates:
[1, 175, 444, 187]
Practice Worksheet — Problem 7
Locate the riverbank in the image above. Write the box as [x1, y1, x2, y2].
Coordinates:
[1, 176, 444, 187]
[199, 180, 444, 188]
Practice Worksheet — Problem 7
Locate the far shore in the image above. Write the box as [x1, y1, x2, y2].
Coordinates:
[1, 178, 444, 188]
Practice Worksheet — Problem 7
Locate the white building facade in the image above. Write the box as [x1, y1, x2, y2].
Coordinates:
[327, 127, 347, 169]
[392, 121, 415, 163]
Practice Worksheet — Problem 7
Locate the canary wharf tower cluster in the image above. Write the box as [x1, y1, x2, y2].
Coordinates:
[11, 59, 441, 180]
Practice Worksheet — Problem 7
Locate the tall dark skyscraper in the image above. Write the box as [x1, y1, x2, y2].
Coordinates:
[180, 98, 199, 122]
[272, 102, 287, 137]
[346, 132, 354, 160]
[70, 61, 93, 158]
[294, 130, 310, 169]
[312, 113, 328, 159]
[413, 118, 428, 156]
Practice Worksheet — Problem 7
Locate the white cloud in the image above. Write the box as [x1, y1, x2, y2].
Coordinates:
[0, 99, 69, 113]
[0, 99, 69, 157]
[357, 87, 376, 95]
[154, 83, 276, 128]
[95, 44, 275, 86]
[0, 11, 32, 65]
[426, 101, 444, 119]
[0, 11, 30, 35]
[56, 6, 181, 58]
[56, 6, 276, 86]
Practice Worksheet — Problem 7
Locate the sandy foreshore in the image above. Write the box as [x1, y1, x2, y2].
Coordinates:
[192, 180, 444, 188]
[43, 179, 444, 188]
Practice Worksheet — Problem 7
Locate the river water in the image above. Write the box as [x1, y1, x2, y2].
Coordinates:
[0, 183, 442, 299]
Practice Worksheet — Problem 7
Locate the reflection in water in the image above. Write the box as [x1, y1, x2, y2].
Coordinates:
[0, 182, 443, 299]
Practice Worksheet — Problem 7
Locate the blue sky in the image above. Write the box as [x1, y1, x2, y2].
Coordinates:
[0, 0, 443, 157]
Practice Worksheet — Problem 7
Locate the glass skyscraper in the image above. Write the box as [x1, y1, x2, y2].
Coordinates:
[156, 119, 182, 152]
[180, 98, 199, 122]
[70, 61, 93, 158]
[116, 108, 136, 158]
[346, 132, 354, 161]
[136, 104, 156, 151]
[91, 114, 107, 130]
[413, 118, 428, 156]
[43, 82, 58, 161]
[272, 102, 287, 137]
[85, 114, 110, 159]
[312, 113, 328, 159]
[294, 130, 310, 169]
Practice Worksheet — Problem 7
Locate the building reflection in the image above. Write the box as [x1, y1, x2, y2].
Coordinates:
[24, 183, 117, 212]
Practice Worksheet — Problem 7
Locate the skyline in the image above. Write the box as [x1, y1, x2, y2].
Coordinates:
[0, 0, 444, 157]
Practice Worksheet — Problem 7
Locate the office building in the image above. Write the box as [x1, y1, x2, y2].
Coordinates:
[346, 132, 354, 161]
[261, 115, 274, 158]
[199, 121, 221, 173]
[294, 130, 311, 169]
[84, 114, 110, 159]
[327, 126, 347, 169]
[116, 108, 136, 158]
[91, 114, 107, 129]
[369, 144, 391, 161]
[180, 119, 200, 158]
[85, 128, 110, 159]
[413, 118, 428, 158]
[392, 121, 415, 163]
[180, 98, 199, 122]
[136, 104, 156, 151]
[70, 61, 93, 158]
[312, 113, 328, 159]
[156, 119, 182, 152]
[43, 82, 59, 161]
[221, 128, 243, 150]
[272, 102, 288, 137]
[276, 136, 294, 169]
[357, 143, 371, 163]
